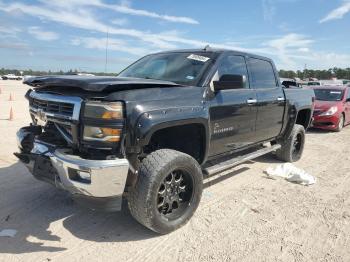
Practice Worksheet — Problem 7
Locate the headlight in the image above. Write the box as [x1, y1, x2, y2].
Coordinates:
[84, 101, 124, 119]
[83, 126, 121, 142]
[320, 106, 338, 116]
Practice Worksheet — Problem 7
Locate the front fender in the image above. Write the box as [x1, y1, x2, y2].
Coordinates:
[129, 106, 210, 161]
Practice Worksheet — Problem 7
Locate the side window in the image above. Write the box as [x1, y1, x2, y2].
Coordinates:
[248, 58, 277, 89]
[347, 89, 350, 100]
[210, 55, 249, 89]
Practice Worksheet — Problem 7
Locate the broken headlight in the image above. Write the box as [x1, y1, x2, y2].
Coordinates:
[83, 126, 121, 142]
[83, 101, 124, 143]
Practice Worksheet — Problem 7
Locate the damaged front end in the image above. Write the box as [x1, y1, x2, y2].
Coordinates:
[15, 90, 129, 211]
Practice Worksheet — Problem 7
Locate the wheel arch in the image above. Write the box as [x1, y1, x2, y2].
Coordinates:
[143, 121, 208, 165]
[295, 108, 312, 129]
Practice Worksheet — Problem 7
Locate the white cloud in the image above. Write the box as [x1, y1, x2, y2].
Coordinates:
[0, 42, 29, 50]
[0, 2, 180, 49]
[266, 33, 313, 50]
[111, 18, 128, 26]
[298, 47, 310, 53]
[120, 0, 131, 8]
[28, 26, 59, 41]
[106, 4, 199, 25]
[306, 52, 350, 68]
[320, 0, 350, 23]
[264, 33, 314, 68]
[262, 33, 350, 70]
[1, 1, 349, 71]
[38, 0, 199, 24]
[71, 37, 151, 56]
[0, 25, 22, 38]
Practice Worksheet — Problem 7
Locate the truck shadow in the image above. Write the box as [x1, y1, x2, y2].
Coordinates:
[253, 153, 284, 164]
[0, 152, 279, 255]
[0, 162, 158, 255]
[203, 167, 250, 189]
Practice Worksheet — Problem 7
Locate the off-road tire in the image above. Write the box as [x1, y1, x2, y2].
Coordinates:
[276, 124, 305, 162]
[128, 149, 203, 234]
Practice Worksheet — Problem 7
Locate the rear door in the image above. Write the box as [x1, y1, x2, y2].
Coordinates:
[208, 54, 258, 156]
[247, 57, 285, 142]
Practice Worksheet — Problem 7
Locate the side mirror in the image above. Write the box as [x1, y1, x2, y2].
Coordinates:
[346, 98, 350, 102]
[213, 74, 246, 91]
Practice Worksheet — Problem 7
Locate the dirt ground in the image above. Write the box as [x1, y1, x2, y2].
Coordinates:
[0, 80, 349, 262]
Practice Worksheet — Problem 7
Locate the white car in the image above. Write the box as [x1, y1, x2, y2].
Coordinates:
[2, 74, 22, 80]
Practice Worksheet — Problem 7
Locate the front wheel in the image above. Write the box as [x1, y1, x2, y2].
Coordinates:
[335, 114, 344, 132]
[128, 149, 203, 234]
[276, 124, 305, 162]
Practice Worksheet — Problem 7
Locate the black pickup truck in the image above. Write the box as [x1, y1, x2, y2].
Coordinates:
[15, 49, 314, 233]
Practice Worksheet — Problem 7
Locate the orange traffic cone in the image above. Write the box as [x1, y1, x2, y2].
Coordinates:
[9, 93, 14, 101]
[9, 107, 14, 121]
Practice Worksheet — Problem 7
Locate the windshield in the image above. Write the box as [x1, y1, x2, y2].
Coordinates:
[118, 52, 217, 86]
[314, 89, 344, 101]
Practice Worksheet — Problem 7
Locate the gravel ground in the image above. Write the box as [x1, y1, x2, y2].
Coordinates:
[0, 80, 349, 262]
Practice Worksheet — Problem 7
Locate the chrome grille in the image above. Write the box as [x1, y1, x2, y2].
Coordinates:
[31, 98, 74, 117]
[29, 91, 82, 121]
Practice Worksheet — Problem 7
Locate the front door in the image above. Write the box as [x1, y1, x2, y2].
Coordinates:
[208, 54, 257, 157]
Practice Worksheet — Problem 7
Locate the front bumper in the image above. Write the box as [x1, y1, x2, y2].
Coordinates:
[312, 114, 340, 130]
[15, 127, 129, 211]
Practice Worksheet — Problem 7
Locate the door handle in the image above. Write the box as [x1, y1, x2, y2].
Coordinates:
[277, 97, 285, 101]
[246, 99, 257, 104]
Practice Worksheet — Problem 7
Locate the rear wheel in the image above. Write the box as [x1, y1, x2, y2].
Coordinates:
[128, 149, 203, 234]
[276, 124, 305, 162]
[335, 114, 344, 132]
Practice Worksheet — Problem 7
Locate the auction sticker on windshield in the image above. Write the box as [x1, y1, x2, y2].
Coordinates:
[187, 54, 210, 62]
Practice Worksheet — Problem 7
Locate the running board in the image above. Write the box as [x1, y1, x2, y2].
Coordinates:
[203, 144, 281, 176]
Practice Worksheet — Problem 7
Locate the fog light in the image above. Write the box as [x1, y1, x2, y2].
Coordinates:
[68, 168, 91, 184]
[77, 170, 91, 182]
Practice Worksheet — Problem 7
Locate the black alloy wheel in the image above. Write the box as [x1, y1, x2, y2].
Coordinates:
[157, 170, 194, 220]
[128, 149, 203, 234]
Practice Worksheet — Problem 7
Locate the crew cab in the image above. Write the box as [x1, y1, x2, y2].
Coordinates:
[15, 49, 314, 233]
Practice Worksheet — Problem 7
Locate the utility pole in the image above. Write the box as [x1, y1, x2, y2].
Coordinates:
[104, 28, 109, 74]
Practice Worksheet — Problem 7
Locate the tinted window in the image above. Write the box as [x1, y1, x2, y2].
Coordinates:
[249, 58, 277, 89]
[211, 55, 249, 88]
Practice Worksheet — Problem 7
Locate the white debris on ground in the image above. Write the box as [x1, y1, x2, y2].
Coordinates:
[0, 229, 17, 238]
[265, 163, 316, 186]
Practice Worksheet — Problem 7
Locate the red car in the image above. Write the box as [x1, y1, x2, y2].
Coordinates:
[311, 86, 350, 131]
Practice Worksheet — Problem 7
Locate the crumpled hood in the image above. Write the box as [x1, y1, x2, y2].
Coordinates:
[24, 75, 182, 92]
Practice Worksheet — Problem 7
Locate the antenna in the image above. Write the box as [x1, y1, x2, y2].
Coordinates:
[203, 44, 211, 51]
[104, 28, 109, 73]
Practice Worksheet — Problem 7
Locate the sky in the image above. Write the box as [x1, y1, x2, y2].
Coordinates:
[0, 0, 350, 73]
